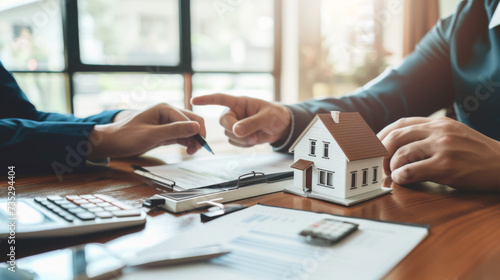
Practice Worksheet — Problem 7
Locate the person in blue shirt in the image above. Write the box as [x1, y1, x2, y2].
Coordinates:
[192, 0, 500, 191]
[0, 60, 206, 176]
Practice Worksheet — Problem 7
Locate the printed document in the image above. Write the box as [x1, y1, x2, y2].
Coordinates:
[121, 205, 428, 280]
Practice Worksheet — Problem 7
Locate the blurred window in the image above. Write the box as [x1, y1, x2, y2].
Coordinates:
[191, 0, 274, 71]
[78, 0, 180, 66]
[319, 0, 403, 96]
[0, 0, 65, 71]
[0, 0, 67, 113]
[13, 73, 67, 113]
[73, 73, 184, 117]
[1, 0, 278, 150]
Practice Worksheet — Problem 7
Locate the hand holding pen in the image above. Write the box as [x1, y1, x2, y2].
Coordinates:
[88, 104, 211, 160]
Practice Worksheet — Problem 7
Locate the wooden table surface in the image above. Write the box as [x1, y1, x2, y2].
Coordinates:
[3, 154, 500, 279]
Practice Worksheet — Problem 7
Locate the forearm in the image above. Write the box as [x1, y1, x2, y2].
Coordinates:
[36, 110, 123, 124]
[0, 119, 96, 175]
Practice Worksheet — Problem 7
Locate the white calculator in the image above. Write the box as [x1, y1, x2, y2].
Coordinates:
[0, 194, 146, 238]
[299, 218, 359, 244]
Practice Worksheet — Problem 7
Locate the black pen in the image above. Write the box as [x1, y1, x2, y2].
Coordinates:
[193, 134, 215, 155]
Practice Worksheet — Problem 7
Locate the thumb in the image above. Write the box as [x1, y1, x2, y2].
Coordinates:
[232, 112, 269, 138]
[154, 121, 200, 143]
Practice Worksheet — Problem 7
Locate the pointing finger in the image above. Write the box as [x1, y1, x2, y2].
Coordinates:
[191, 93, 239, 108]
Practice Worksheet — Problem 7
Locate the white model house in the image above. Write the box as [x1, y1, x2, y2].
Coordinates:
[286, 111, 392, 206]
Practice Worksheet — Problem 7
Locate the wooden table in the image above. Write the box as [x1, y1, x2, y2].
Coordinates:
[3, 155, 500, 279]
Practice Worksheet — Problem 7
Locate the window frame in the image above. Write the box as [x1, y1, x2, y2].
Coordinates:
[350, 171, 357, 190]
[373, 166, 378, 183]
[322, 141, 329, 159]
[318, 169, 334, 188]
[309, 139, 317, 156]
[362, 168, 368, 186]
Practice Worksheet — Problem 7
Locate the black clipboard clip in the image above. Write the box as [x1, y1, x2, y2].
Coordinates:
[198, 171, 293, 191]
[237, 171, 268, 188]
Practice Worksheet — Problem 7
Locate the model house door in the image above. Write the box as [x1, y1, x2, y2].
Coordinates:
[304, 167, 312, 192]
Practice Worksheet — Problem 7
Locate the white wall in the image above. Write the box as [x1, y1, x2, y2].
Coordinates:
[280, 0, 299, 104]
[439, 0, 461, 18]
[292, 119, 347, 198]
[345, 157, 384, 198]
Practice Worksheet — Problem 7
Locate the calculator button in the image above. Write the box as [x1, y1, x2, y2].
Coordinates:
[104, 206, 121, 212]
[65, 195, 81, 201]
[94, 194, 116, 202]
[53, 200, 69, 206]
[47, 195, 64, 202]
[34, 197, 47, 203]
[52, 210, 66, 217]
[80, 203, 97, 209]
[302, 230, 313, 235]
[40, 200, 51, 206]
[80, 195, 95, 200]
[68, 208, 87, 214]
[312, 228, 323, 234]
[61, 215, 75, 222]
[76, 212, 96, 221]
[112, 210, 142, 217]
[88, 199, 104, 204]
[73, 199, 89, 205]
[45, 204, 58, 210]
[60, 203, 78, 210]
[111, 201, 134, 210]
[52, 207, 67, 215]
[95, 211, 113, 219]
[96, 202, 112, 208]
[87, 207, 105, 213]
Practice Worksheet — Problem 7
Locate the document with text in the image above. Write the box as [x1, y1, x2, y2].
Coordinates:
[121, 205, 429, 280]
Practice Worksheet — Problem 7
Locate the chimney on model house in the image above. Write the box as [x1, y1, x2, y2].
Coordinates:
[331, 111, 340, 123]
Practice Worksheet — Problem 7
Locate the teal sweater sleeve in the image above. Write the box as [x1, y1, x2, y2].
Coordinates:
[0, 61, 121, 174]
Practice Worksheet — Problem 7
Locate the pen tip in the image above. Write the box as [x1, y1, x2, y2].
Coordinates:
[211, 151, 215, 155]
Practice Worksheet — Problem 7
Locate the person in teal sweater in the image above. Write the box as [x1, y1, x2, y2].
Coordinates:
[0, 60, 206, 176]
[193, 0, 500, 191]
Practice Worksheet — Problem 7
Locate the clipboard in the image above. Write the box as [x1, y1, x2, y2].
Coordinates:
[144, 171, 293, 213]
[133, 153, 295, 213]
[132, 153, 294, 191]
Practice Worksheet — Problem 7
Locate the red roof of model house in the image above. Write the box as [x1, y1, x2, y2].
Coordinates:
[289, 112, 389, 161]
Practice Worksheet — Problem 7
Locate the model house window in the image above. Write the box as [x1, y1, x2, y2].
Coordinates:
[373, 166, 378, 183]
[362, 169, 368, 186]
[319, 170, 326, 185]
[323, 142, 329, 158]
[350, 171, 357, 189]
[327, 172, 333, 186]
[309, 140, 317, 156]
[318, 169, 334, 188]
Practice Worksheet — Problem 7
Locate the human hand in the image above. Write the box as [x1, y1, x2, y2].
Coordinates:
[87, 103, 206, 159]
[378, 117, 500, 191]
[191, 93, 291, 147]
